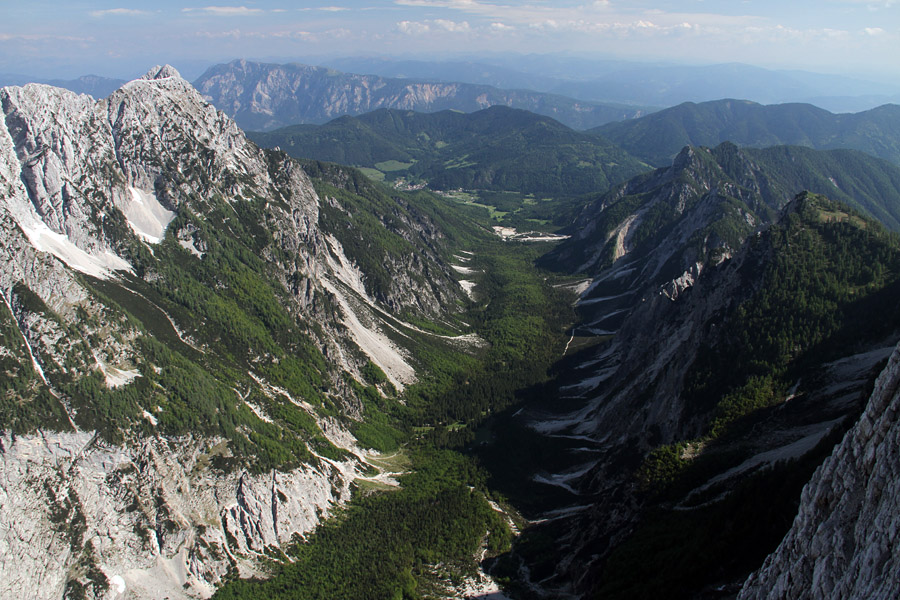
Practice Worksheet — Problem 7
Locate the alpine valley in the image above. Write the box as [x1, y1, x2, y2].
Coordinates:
[2, 63, 900, 600]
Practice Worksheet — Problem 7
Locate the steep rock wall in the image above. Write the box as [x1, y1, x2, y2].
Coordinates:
[0, 431, 353, 600]
[740, 343, 900, 600]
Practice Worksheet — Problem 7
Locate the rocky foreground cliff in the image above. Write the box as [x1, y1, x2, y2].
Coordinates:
[0, 66, 475, 599]
[740, 342, 900, 600]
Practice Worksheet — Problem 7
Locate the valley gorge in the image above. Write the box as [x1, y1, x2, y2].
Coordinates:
[2, 65, 900, 600]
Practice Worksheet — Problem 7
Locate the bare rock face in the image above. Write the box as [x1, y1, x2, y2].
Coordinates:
[0, 431, 353, 600]
[740, 342, 900, 600]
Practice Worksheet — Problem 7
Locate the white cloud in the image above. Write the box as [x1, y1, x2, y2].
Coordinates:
[395, 0, 482, 7]
[193, 27, 354, 43]
[89, 8, 153, 18]
[433, 19, 471, 31]
[396, 20, 431, 34]
[392, 0, 763, 35]
[490, 22, 515, 31]
[183, 6, 264, 17]
[864, 26, 886, 35]
[396, 18, 473, 34]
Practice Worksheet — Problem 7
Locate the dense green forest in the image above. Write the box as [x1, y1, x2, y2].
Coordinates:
[684, 194, 900, 438]
[214, 450, 512, 600]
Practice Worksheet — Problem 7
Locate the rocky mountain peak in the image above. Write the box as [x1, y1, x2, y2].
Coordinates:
[0, 63, 271, 283]
[140, 64, 182, 81]
[671, 144, 697, 171]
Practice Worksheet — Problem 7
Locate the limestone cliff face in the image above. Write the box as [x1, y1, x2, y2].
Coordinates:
[740, 342, 900, 600]
[0, 431, 352, 600]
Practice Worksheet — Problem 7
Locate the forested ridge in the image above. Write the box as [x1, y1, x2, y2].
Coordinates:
[248, 106, 649, 198]
[593, 99, 900, 167]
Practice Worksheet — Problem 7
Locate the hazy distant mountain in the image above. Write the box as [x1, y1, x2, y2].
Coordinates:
[551, 63, 899, 108]
[323, 56, 562, 91]
[592, 100, 900, 166]
[317, 57, 900, 113]
[193, 59, 651, 131]
[248, 106, 649, 197]
[45, 74, 127, 98]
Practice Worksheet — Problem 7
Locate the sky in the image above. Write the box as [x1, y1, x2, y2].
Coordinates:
[1, 1, 898, 81]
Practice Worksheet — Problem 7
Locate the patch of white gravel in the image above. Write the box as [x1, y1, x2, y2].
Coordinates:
[178, 238, 204, 258]
[321, 278, 416, 390]
[102, 365, 141, 388]
[244, 400, 273, 424]
[122, 187, 175, 244]
[459, 280, 476, 299]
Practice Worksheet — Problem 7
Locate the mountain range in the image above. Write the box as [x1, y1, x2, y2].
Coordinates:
[322, 56, 900, 114]
[192, 59, 651, 132]
[248, 100, 900, 235]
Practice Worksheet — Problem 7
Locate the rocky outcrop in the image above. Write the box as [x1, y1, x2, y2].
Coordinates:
[0, 431, 353, 600]
[740, 342, 900, 600]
